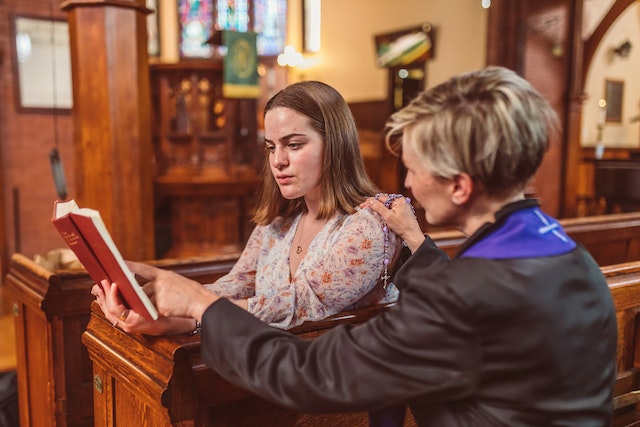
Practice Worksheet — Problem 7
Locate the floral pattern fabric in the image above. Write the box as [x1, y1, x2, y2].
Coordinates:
[205, 208, 400, 329]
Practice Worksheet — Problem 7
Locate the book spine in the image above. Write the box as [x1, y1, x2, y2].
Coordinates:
[69, 213, 157, 321]
[52, 215, 110, 284]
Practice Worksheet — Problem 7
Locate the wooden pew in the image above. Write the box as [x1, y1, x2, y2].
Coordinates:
[5, 253, 239, 427]
[604, 261, 640, 426]
[6, 210, 640, 426]
[82, 300, 394, 426]
[79, 259, 640, 427]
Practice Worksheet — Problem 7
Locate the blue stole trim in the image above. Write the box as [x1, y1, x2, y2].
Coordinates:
[460, 207, 577, 259]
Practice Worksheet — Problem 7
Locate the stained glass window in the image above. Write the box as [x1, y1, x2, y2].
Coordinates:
[178, 0, 214, 58]
[178, 0, 287, 58]
[216, 0, 249, 32]
[147, 0, 160, 56]
[253, 0, 287, 56]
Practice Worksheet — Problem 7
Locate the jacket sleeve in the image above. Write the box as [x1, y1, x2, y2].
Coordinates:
[200, 238, 476, 413]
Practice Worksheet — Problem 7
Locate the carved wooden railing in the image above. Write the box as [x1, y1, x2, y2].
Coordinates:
[80, 260, 640, 426]
[7, 210, 640, 426]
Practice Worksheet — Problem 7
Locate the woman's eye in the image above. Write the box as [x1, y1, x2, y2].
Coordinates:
[265, 145, 275, 152]
[288, 143, 302, 150]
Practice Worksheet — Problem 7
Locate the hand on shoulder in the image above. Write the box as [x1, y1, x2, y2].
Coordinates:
[360, 194, 425, 253]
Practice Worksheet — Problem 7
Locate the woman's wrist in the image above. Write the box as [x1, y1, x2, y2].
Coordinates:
[405, 232, 426, 253]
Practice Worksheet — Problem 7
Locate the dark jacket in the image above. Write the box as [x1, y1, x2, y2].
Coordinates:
[201, 199, 617, 426]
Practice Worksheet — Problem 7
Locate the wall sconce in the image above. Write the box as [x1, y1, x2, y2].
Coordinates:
[550, 41, 564, 58]
[613, 40, 632, 58]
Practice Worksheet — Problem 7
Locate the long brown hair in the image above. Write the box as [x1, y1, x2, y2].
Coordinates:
[253, 81, 377, 225]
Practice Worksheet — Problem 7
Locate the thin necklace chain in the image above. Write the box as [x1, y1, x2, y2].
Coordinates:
[295, 214, 313, 254]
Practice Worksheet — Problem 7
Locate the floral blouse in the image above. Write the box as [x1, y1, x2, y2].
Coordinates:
[205, 208, 401, 329]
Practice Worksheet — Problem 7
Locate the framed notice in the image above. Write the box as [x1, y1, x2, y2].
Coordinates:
[374, 23, 433, 68]
[604, 79, 623, 123]
[12, 15, 72, 112]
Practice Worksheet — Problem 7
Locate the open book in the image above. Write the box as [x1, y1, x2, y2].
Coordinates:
[52, 199, 159, 321]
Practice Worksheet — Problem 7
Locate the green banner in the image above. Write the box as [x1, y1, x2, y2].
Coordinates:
[222, 30, 260, 98]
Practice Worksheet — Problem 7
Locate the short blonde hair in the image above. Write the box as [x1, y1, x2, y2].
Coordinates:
[253, 81, 378, 225]
[385, 66, 558, 196]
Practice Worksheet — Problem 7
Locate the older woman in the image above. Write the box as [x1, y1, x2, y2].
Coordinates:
[135, 67, 617, 426]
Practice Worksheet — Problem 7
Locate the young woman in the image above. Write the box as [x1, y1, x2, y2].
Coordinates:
[93, 81, 402, 333]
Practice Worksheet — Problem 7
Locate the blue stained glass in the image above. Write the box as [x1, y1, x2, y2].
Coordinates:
[253, 0, 286, 56]
[179, 0, 214, 58]
[217, 0, 249, 32]
[178, 0, 287, 58]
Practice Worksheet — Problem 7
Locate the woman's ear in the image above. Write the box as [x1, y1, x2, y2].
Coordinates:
[450, 173, 474, 205]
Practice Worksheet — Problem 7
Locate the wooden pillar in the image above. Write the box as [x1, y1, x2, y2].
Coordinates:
[565, 0, 634, 217]
[485, 0, 524, 71]
[61, 0, 155, 261]
[0, 130, 6, 282]
[563, 0, 585, 218]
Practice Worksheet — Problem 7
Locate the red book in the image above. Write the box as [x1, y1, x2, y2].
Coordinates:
[52, 199, 159, 321]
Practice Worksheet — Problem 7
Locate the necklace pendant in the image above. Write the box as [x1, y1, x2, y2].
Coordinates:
[296, 246, 303, 254]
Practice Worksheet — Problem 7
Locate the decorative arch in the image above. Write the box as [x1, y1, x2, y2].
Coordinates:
[581, 0, 636, 87]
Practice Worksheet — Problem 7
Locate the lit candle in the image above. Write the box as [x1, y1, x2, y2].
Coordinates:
[598, 99, 607, 126]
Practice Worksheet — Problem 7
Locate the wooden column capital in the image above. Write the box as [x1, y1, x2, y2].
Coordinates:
[60, 0, 151, 14]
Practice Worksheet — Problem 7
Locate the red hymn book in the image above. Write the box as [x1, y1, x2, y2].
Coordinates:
[51, 199, 159, 321]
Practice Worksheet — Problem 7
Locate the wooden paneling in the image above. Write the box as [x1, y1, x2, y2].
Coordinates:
[149, 61, 261, 259]
[601, 261, 640, 426]
[4, 253, 237, 427]
[8, 211, 640, 425]
[485, 0, 523, 70]
[486, 0, 579, 218]
[0, 124, 5, 283]
[358, 129, 402, 195]
[81, 258, 640, 427]
[154, 174, 258, 258]
[7, 254, 95, 427]
[349, 100, 391, 132]
[83, 298, 403, 426]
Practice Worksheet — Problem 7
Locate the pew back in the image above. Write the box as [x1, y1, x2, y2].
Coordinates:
[602, 262, 640, 426]
[7, 211, 640, 426]
[78, 260, 640, 427]
[5, 252, 238, 427]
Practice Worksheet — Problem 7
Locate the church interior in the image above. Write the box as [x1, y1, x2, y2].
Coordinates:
[1, 0, 640, 425]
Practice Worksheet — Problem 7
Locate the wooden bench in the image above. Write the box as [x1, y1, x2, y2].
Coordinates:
[6, 211, 640, 426]
[293, 263, 640, 427]
[5, 253, 239, 427]
[603, 261, 640, 426]
[294, 261, 640, 427]
[76, 260, 640, 427]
